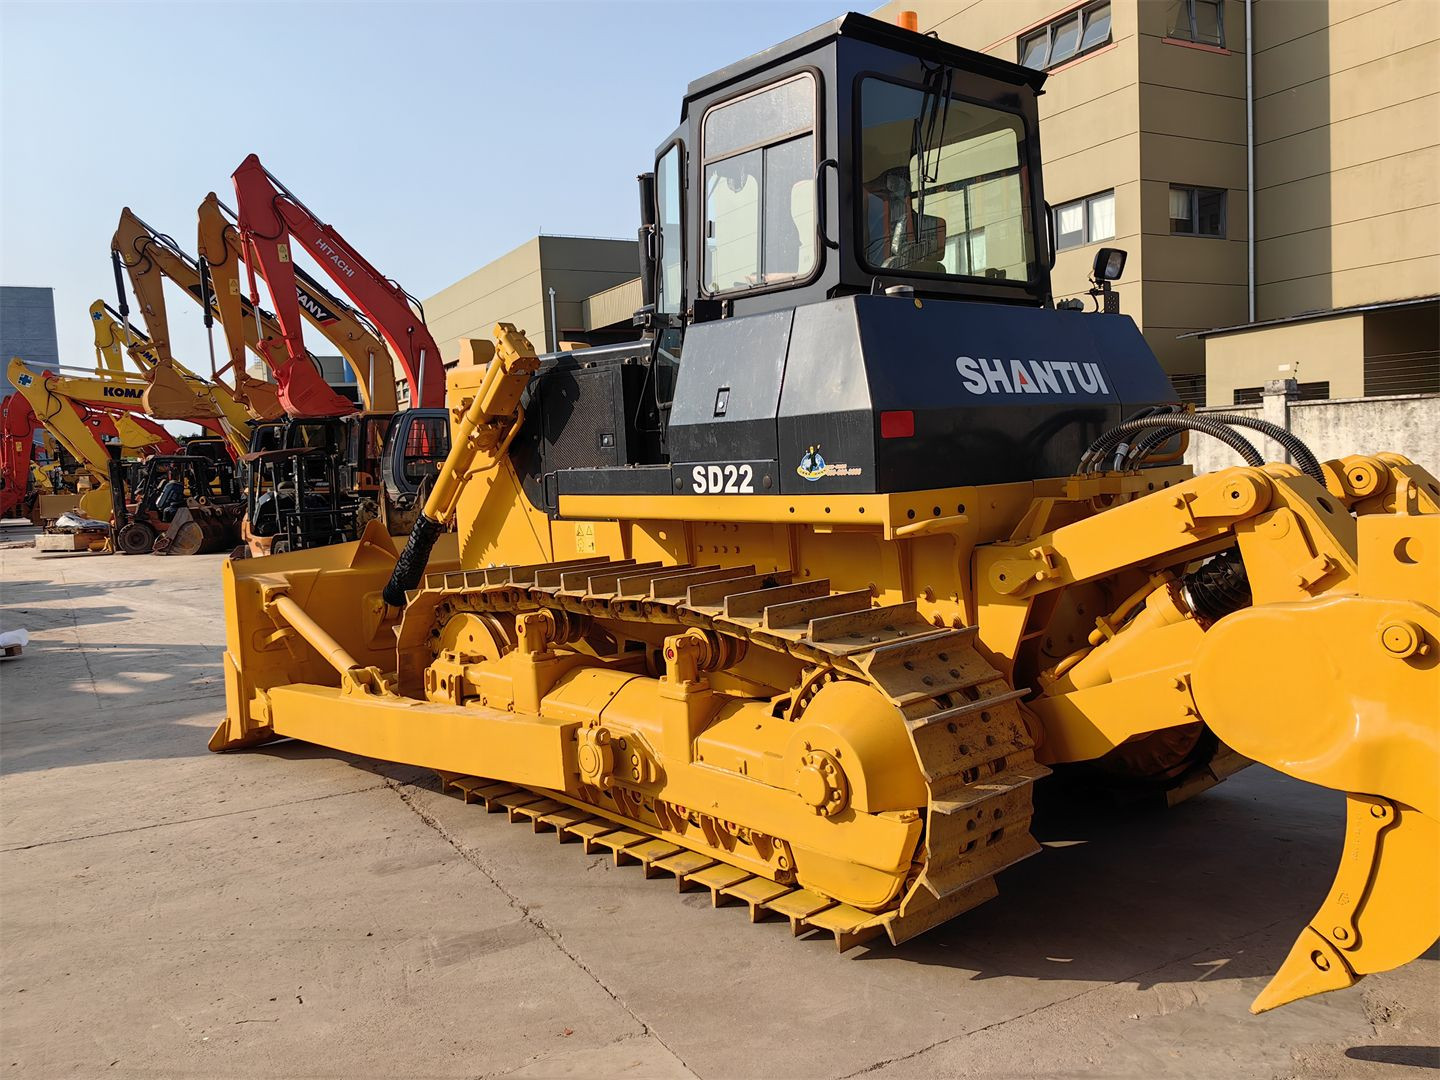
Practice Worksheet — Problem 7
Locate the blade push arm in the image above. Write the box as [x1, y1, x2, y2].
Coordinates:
[231, 154, 444, 409]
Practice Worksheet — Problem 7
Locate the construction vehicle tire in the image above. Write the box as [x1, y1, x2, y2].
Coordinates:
[115, 521, 156, 556]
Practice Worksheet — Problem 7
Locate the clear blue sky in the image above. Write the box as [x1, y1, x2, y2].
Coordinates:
[1, 0, 850, 383]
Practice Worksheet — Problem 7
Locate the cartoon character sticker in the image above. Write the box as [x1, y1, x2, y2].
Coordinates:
[797, 445, 827, 481]
[797, 444, 861, 481]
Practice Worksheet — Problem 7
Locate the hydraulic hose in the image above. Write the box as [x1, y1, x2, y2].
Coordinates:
[380, 324, 539, 608]
[382, 512, 443, 607]
[1117, 412, 1324, 484]
[1122, 426, 1184, 470]
[1204, 413, 1323, 483]
[1081, 415, 1264, 474]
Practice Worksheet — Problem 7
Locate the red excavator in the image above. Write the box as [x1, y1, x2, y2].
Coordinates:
[230, 154, 446, 411]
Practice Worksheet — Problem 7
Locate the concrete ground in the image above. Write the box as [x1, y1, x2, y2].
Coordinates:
[0, 536, 1435, 1080]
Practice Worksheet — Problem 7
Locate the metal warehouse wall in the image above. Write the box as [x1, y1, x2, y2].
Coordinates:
[1, 286, 60, 402]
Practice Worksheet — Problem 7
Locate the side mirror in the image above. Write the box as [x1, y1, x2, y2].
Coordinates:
[636, 172, 657, 310]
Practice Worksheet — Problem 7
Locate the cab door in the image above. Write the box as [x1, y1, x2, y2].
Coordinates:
[381, 408, 450, 532]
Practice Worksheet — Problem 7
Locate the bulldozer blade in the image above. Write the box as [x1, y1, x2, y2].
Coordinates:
[209, 520, 459, 752]
[1252, 796, 1438, 1013]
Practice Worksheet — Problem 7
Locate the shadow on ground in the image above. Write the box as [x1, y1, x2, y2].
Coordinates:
[1346, 1044, 1440, 1069]
[265, 744, 1384, 1000]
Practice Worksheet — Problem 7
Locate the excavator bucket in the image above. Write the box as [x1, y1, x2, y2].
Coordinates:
[142, 360, 221, 421]
[230, 371, 285, 422]
[1191, 511, 1440, 1012]
[153, 503, 242, 556]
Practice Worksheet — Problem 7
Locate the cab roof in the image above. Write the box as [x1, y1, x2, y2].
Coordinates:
[683, 11, 1047, 113]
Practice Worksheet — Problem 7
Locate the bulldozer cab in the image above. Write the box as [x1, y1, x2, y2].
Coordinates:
[640, 12, 1051, 327]
[508, 14, 1171, 514]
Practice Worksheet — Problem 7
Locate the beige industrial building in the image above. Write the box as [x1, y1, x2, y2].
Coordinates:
[869, 0, 1438, 404]
[422, 235, 640, 373]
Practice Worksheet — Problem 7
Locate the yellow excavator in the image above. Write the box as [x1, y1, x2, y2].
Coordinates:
[88, 301, 252, 458]
[211, 14, 1438, 1014]
[5, 356, 180, 519]
[111, 209, 285, 425]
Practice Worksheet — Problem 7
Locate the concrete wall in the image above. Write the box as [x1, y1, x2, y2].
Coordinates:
[424, 236, 639, 365]
[1, 286, 60, 401]
[1184, 388, 1440, 474]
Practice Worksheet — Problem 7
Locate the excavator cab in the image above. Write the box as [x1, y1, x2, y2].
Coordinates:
[237, 410, 450, 555]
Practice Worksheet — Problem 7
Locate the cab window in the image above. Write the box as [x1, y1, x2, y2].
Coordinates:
[401, 415, 449, 485]
[656, 144, 683, 315]
[859, 77, 1036, 284]
[701, 73, 817, 294]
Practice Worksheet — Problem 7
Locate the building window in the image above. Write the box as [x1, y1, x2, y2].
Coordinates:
[1052, 190, 1115, 250]
[1167, 0, 1224, 47]
[1233, 381, 1329, 406]
[1019, 1, 1112, 71]
[944, 228, 988, 276]
[1169, 185, 1226, 237]
[1169, 372, 1206, 407]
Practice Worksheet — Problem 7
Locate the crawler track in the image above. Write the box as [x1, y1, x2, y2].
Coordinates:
[405, 556, 1052, 947]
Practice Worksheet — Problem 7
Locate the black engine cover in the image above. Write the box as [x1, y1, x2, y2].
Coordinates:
[665, 294, 1175, 494]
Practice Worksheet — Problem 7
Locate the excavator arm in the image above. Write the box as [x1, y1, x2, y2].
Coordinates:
[7, 359, 179, 458]
[111, 208, 325, 420]
[198, 194, 398, 413]
[6, 357, 179, 519]
[88, 302, 251, 458]
[230, 154, 444, 409]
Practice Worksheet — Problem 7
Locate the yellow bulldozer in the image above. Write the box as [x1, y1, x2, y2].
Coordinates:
[210, 14, 1438, 1014]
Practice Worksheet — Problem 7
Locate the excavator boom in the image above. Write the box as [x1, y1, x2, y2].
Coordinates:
[198, 194, 398, 413]
[230, 155, 444, 409]
[88, 302, 250, 458]
[112, 208, 338, 419]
